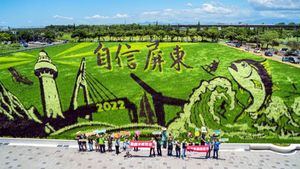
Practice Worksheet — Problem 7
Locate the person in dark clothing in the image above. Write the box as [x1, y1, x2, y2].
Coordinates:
[75, 134, 83, 151]
[175, 141, 181, 158]
[115, 137, 120, 155]
[201, 133, 206, 145]
[181, 140, 187, 159]
[167, 137, 173, 156]
[107, 135, 113, 152]
[161, 128, 168, 149]
[81, 134, 87, 151]
[133, 134, 139, 151]
[156, 136, 162, 156]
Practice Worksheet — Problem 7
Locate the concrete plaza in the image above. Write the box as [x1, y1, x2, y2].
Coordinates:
[0, 139, 299, 169]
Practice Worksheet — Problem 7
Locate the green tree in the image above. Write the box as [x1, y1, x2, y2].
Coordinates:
[146, 29, 155, 41]
[43, 30, 56, 42]
[71, 29, 87, 42]
[188, 30, 197, 42]
[197, 29, 206, 42]
[207, 28, 220, 42]
[259, 31, 279, 49]
[0, 32, 11, 42]
[136, 29, 145, 41]
[168, 30, 178, 42]
[287, 41, 300, 50]
[293, 29, 300, 42]
[17, 30, 34, 42]
[156, 30, 166, 41]
[222, 27, 237, 41]
[94, 29, 107, 42]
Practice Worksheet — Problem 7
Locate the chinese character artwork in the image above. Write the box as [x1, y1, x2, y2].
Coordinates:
[144, 42, 165, 72]
[115, 44, 140, 69]
[170, 45, 192, 71]
[94, 42, 112, 70]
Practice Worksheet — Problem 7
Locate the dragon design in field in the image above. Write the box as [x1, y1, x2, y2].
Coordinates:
[169, 59, 300, 137]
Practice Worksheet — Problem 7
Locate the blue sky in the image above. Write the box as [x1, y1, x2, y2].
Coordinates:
[0, 0, 300, 27]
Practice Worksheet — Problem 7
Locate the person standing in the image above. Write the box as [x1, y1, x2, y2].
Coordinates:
[133, 134, 139, 151]
[107, 135, 113, 152]
[213, 138, 221, 159]
[200, 127, 207, 146]
[156, 136, 162, 156]
[123, 138, 131, 158]
[95, 134, 100, 152]
[115, 137, 120, 155]
[175, 140, 181, 158]
[99, 135, 105, 153]
[87, 135, 94, 151]
[75, 133, 83, 151]
[161, 128, 168, 149]
[81, 134, 87, 151]
[181, 139, 187, 160]
[149, 137, 156, 157]
[167, 137, 173, 156]
[205, 137, 212, 159]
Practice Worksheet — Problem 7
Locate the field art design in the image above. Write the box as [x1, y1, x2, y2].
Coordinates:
[0, 42, 300, 143]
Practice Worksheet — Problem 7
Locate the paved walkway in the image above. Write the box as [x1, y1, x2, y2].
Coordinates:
[0, 139, 299, 169]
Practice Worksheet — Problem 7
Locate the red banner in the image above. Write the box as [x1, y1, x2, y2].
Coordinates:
[187, 145, 209, 152]
[129, 141, 154, 148]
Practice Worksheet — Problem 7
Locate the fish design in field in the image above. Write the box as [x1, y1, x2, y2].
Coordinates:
[228, 59, 272, 120]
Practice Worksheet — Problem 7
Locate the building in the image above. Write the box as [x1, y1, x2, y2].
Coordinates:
[34, 50, 63, 119]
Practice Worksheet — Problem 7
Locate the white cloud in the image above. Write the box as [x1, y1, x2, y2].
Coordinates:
[113, 13, 129, 18]
[201, 3, 233, 14]
[248, 0, 300, 21]
[248, 0, 300, 10]
[186, 2, 193, 7]
[141, 3, 234, 19]
[259, 10, 300, 19]
[85, 13, 129, 19]
[142, 11, 160, 16]
[85, 14, 109, 19]
[53, 15, 73, 20]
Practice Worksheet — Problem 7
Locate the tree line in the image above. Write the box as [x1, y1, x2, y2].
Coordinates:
[1, 23, 300, 49]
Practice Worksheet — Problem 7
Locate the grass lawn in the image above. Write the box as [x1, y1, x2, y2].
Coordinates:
[0, 42, 299, 142]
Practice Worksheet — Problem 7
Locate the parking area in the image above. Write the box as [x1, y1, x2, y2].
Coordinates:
[223, 42, 300, 68]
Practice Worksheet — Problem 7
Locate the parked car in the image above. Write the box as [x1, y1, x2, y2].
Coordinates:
[280, 48, 289, 52]
[282, 56, 290, 62]
[264, 51, 273, 57]
[254, 48, 261, 53]
[282, 56, 300, 64]
[285, 50, 299, 56]
[289, 56, 300, 64]
[292, 50, 300, 57]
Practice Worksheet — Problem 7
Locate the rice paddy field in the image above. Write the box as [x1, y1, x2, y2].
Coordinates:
[0, 42, 300, 143]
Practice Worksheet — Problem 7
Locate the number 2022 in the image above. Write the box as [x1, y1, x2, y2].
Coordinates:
[97, 100, 125, 112]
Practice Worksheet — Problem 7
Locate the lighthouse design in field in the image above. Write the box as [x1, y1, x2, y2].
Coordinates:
[34, 50, 63, 119]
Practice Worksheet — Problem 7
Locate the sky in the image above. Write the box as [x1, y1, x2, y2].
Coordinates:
[0, 0, 300, 27]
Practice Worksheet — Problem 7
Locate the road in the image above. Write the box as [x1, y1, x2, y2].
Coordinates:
[221, 43, 300, 69]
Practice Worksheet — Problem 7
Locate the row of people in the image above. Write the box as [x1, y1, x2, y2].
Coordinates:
[76, 132, 221, 159]
[75, 133, 139, 155]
